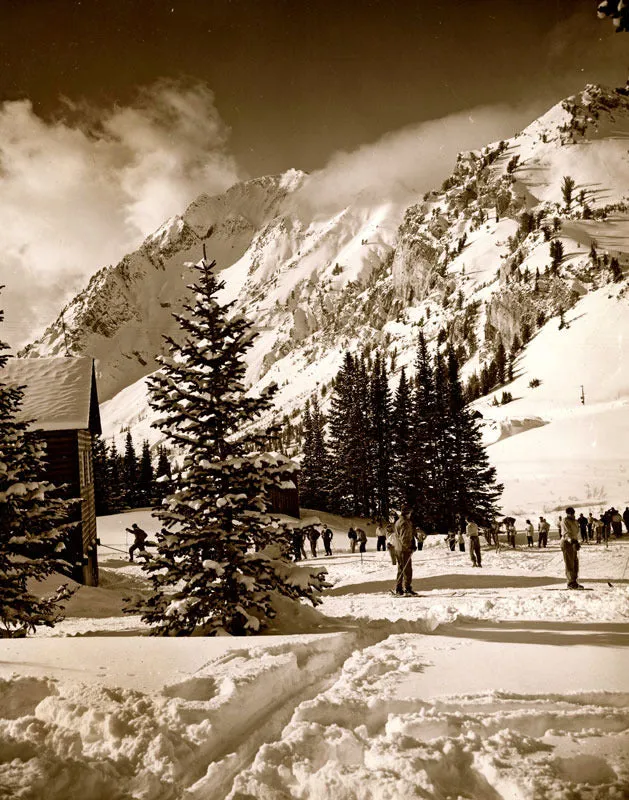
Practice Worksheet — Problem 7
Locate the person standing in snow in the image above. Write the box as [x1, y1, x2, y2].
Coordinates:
[128, 524, 148, 562]
[375, 520, 387, 552]
[561, 507, 582, 589]
[416, 525, 426, 552]
[467, 519, 482, 567]
[587, 512, 595, 540]
[578, 513, 588, 543]
[457, 530, 465, 552]
[322, 528, 333, 556]
[347, 527, 357, 553]
[445, 530, 457, 551]
[292, 529, 304, 561]
[525, 520, 534, 547]
[357, 528, 368, 553]
[393, 505, 417, 595]
[623, 507, 629, 534]
[610, 508, 623, 538]
[307, 526, 320, 558]
[594, 517, 604, 545]
[556, 516, 563, 540]
[538, 517, 549, 548]
[385, 522, 397, 565]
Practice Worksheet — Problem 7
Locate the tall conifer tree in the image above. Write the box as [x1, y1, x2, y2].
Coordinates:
[390, 367, 412, 510]
[0, 296, 76, 635]
[128, 260, 326, 635]
[369, 353, 391, 519]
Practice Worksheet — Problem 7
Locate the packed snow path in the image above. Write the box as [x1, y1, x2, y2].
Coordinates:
[1, 513, 628, 799]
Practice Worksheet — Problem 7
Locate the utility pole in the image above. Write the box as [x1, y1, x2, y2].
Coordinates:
[580, 385, 585, 405]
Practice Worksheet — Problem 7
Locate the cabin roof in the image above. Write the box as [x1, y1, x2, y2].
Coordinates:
[0, 356, 101, 434]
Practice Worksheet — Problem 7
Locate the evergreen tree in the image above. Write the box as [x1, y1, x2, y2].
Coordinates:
[550, 239, 564, 272]
[442, 349, 503, 528]
[369, 353, 391, 519]
[154, 446, 173, 501]
[0, 297, 76, 635]
[390, 368, 412, 510]
[494, 339, 507, 385]
[328, 352, 359, 515]
[92, 435, 111, 516]
[123, 430, 139, 508]
[138, 440, 154, 507]
[610, 256, 623, 282]
[107, 441, 124, 511]
[300, 396, 329, 511]
[561, 175, 576, 209]
[409, 332, 440, 529]
[127, 260, 327, 635]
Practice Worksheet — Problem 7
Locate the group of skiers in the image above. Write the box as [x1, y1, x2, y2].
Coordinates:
[292, 525, 334, 560]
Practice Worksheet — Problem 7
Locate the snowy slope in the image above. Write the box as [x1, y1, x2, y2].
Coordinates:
[1, 507, 628, 799]
[20, 83, 629, 516]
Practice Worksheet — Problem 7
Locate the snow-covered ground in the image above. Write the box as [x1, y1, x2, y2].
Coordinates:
[1, 509, 628, 799]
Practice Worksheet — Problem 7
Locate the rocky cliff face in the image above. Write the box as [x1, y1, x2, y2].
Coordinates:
[22, 85, 629, 441]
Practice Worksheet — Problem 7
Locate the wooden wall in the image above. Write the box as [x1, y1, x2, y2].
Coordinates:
[40, 429, 98, 586]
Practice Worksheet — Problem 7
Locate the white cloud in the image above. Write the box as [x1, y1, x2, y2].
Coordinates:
[0, 81, 241, 347]
[295, 102, 544, 215]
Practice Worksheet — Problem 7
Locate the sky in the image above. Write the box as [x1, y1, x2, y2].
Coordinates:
[0, 0, 626, 345]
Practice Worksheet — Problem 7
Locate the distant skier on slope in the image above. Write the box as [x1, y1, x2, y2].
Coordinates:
[357, 528, 368, 553]
[538, 517, 550, 548]
[347, 527, 357, 553]
[393, 505, 417, 595]
[561, 507, 583, 589]
[525, 520, 534, 547]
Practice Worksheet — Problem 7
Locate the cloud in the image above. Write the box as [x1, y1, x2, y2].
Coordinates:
[294, 102, 544, 215]
[0, 81, 241, 348]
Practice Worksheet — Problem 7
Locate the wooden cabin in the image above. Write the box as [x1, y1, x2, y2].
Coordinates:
[268, 466, 300, 519]
[1, 357, 101, 585]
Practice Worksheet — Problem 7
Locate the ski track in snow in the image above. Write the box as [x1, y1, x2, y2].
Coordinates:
[1, 522, 629, 799]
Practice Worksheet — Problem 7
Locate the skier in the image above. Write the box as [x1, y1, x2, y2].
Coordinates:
[292, 529, 304, 561]
[445, 530, 457, 551]
[307, 526, 320, 558]
[556, 515, 563, 540]
[128, 524, 148, 562]
[347, 527, 357, 553]
[578, 513, 588, 543]
[587, 512, 595, 540]
[594, 517, 603, 544]
[322, 527, 333, 556]
[393, 505, 417, 595]
[457, 530, 465, 552]
[467, 519, 482, 567]
[561, 507, 583, 589]
[525, 519, 534, 547]
[385, 522, 397, 565]
[624, 507, 629, 534]
[538, 516, 549, 548]
[416, 525, 426, 552]
[504, 517, 516, 548]
[611, 508, 623, 538]
[375, 520, 387, 552]
[357, 528, 368, 553]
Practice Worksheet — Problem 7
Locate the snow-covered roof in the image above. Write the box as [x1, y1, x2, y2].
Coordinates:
[0, 357, 101, 434]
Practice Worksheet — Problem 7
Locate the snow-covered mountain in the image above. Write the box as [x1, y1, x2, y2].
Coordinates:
[24, 83, 629, 515]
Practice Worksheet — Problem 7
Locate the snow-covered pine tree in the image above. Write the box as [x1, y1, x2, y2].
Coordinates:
[443, 348, 503, 528]
[409, 331, 440, 530]
[328, 352, 360, 515]
[138, 440, 154, 506]
[0, 297, 76, 635]
[123, 430, 139, 508]
[154, 445, 172, 502]
[300, 396, 328, 511]
[92, 436, 111, 516]
[107, 441, 124, 511]
[369, 352, 391, 520]
[128, 259, 327, 636]
[390, 367, 412, 510]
